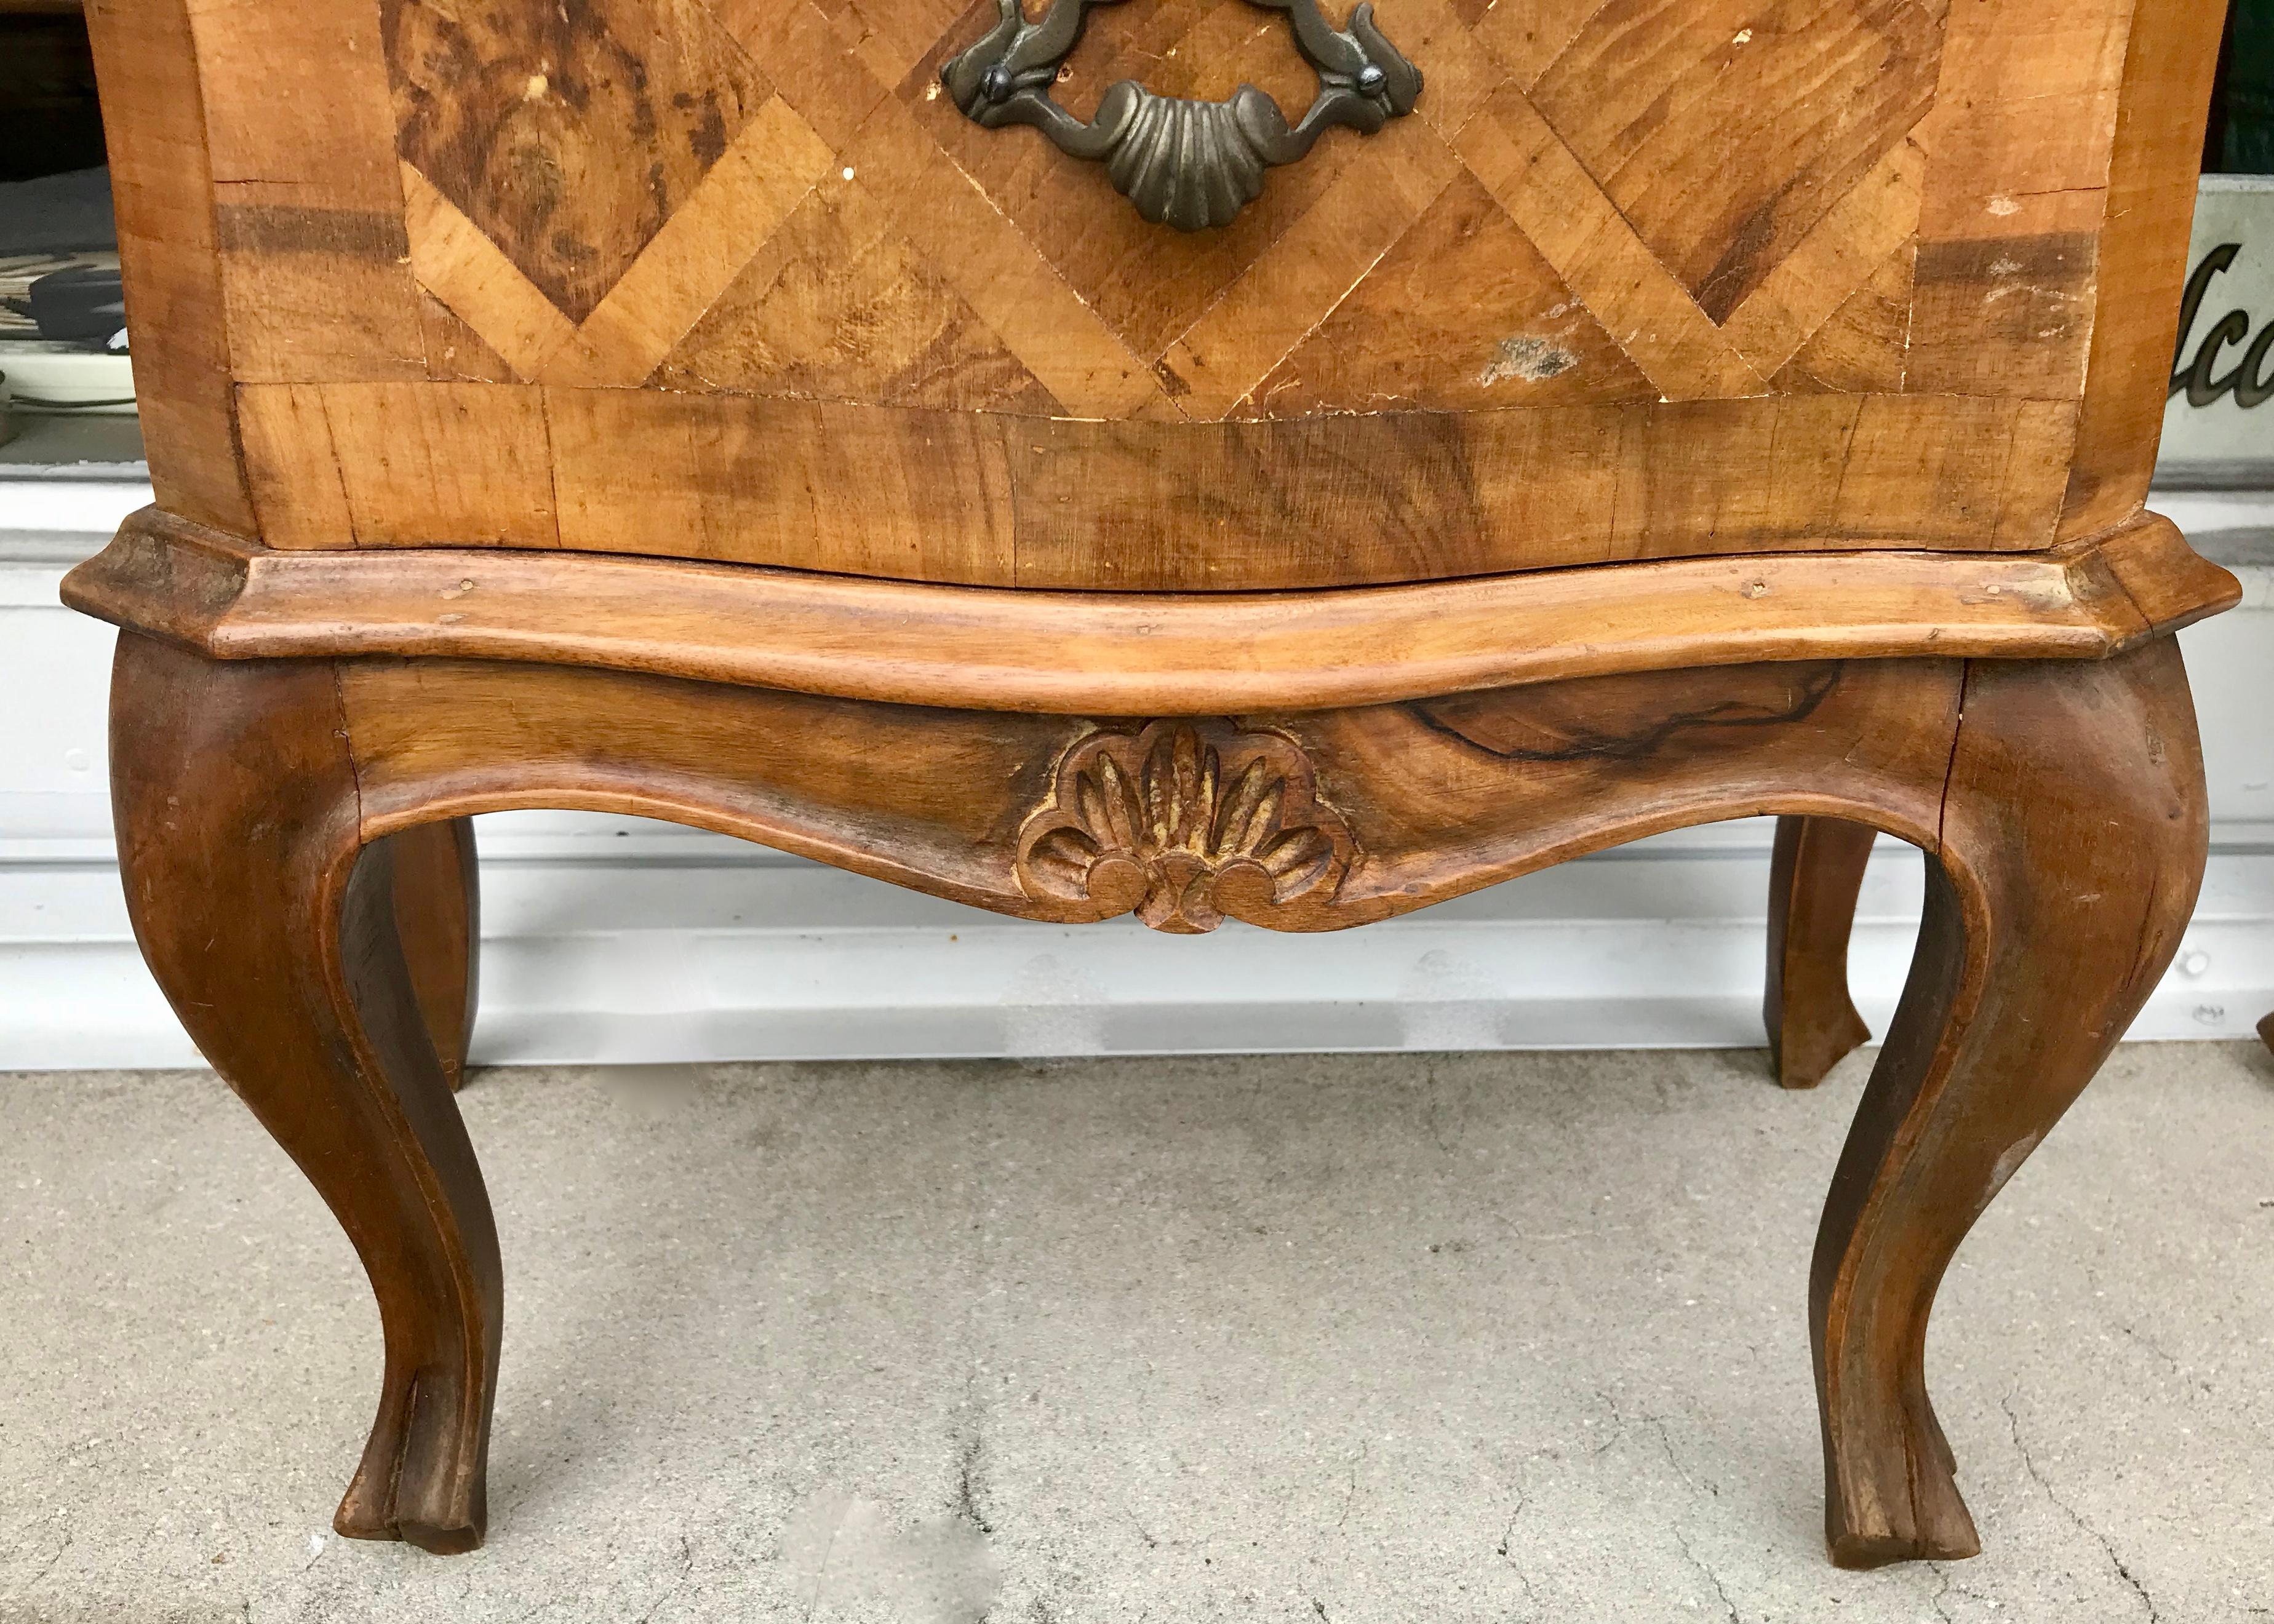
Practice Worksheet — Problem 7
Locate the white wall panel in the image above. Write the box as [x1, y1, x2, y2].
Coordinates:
[5, 475, 2271, 1069]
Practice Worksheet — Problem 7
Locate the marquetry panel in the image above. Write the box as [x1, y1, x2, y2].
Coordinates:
[1237, 172, 1659, 416]
[654, 167, 1061, 412]
[338, 0, 2111, 421]
[116, 0, 2191, 587]
[1525, 0, 1944, 324]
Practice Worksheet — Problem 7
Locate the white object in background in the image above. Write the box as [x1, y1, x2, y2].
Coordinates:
[0, 459, 150, 576]
[0, 344, 137, 417]
[2163, 175, 2274, 485]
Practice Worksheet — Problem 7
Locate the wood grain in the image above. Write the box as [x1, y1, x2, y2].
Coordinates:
[538, 95, 836, 386]
[103, 619, 2210, 1564]
[217, 379, 2091, 585]
[113, 0, 2166, 427]
[190, 0, 429, 381]
[898, 0, 1380, 368]
[1814, 635, 2204, 1566]
[1904, 0, 2131, 398]
[1234, 171, 1658, 417]
[416, 292, 518, 384]
[1721, 140, 1926, 383]
[654, 168, 1059, 412]
[237, 383, 559, 551]
[327, 655, 1965, 934]
[1776, 241, 1918, 394]
[1157, 124, 1465, 418]
[1452, 83, 1768, 402]
[213, 192, 428, 383]
[386, 818, 481, 1095]
[86, 0, 2220, 591]
[81, 0, 253, 534]
[380, 0, 771, 322]
[399, 164, 580, 381]
[1525, 0, 1944, 323]
[2059, 0, 2234, 538]
[1765, 815, 1878, 1091]
[110, 635, 501, 1553]
[839, 94, 1170, 419]
[64, 507, 2236, 717]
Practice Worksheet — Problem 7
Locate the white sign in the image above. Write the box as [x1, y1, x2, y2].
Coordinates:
[2162, 176, 2274, 484]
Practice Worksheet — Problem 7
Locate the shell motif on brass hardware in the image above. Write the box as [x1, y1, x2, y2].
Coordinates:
[1015, 720, 1356, 933]
[941, 0, 1422, 232]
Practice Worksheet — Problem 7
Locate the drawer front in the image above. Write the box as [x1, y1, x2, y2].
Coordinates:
[104, 0, 2209, 587]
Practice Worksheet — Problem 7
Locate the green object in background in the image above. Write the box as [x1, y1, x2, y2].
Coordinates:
[2227, 1, 2274, 172]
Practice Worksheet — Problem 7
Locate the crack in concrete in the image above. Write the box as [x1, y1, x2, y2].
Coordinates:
[2088, 1264, 2215, 1401]
[2114, 1318, 2215, 1401]
[1334, 1441, 1367, 1532]
[2002, 1393, 2158, 1623]
[1494, 1486, 1541, 1610]
[952, 1089, 1000, 1548]
[26, 1523, 73, 1589]
[632, 1533, 698, 1624]
[1643, 1410, 1713, 1498]
[1671, 1526, 1741, 1624]
[955, 1427, 995, 1537]
[1494, 1487, 1530, 1556]
[1119, 1501, 1159, 1550]
[1590, 1388, 1628, 1459]
[1581, 1385, 1716, 1500]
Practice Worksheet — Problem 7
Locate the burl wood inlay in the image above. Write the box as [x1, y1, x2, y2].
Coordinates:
[381, 0, 770, 324]
[1412, 663, 1841, 762]
[1015, 720, 1356, 933]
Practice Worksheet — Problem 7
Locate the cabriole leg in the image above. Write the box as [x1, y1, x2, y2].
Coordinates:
[1765, 815, 1877, 1089]
[1813, 640, 2205, 1566]
[108, 635, 502, 1554]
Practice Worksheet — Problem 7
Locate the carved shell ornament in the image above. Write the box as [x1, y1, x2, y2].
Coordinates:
[1016, 722, 1356, 933]
[941, 0, 1423, 231]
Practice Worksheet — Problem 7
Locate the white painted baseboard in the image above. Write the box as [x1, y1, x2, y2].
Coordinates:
[11, 822, 2273, 1070]
[7, 472, 2274, 1069]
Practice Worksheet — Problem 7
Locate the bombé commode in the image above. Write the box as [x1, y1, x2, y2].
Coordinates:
[63, 0, 2236, 1571]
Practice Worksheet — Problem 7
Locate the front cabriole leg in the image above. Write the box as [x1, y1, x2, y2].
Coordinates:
[1812, 638, 2206, 1566]
[108, 635, 501, 1553]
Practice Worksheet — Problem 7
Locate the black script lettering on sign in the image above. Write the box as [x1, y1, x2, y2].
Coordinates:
[2171, 244, 2274, 410]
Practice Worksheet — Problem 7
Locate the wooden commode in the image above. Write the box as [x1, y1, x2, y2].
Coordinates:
[63, 0, 2238, 1568]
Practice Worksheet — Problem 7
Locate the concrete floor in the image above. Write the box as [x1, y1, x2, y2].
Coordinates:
[3, 1046, 2273, 1623]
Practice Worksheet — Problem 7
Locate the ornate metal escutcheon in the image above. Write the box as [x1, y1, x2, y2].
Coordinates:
[941, 0, 1423, 231]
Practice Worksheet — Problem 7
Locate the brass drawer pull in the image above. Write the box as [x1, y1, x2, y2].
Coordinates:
[941, 0, 1422, 233]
